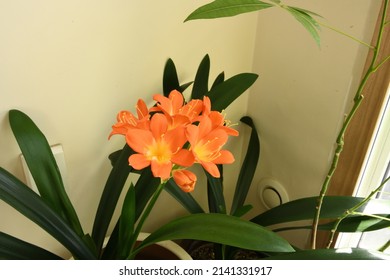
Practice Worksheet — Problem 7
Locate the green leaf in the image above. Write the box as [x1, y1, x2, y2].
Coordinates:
[118, 183, 136, 258]
[284, 6, 321, 46]
[232, 204, 253, 217]
[318, 214, 390, 233]
[137, 213, 295, 254]
[274, 214, 390, 233]
[134, 167, 161, 220]
[163, 58, 181, 96]
[185, 0, 274, 21]
[252, 196, 390, 227]
[165, 179, 204, 214]
[205, 166, 226, 214]
[0, 168, 96, 259]
[0, 231, 62, 260]
[266, 248, 390, 260]
[8, 110, 84, 236]
[211, 72, 225, 90]
[207, 73, 258, 112]
[191, 54, 210, 100]
[230, 116, 260, 216]
[92, 144, 133, 251]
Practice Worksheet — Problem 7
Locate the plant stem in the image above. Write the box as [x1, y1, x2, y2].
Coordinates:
[318, 21, 375, 49]
[127, 181, 165, 259]
[326, 175, 390, 248]
[379, 239, 390, 252]
[310, 0, 389, 249]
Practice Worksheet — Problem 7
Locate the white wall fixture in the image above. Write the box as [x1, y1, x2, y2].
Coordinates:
[258, 178, 289, 209]
[20, 144, 68, 193]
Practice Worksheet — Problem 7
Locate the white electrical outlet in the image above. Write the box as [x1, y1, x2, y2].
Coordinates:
[20, 144, 68, 194]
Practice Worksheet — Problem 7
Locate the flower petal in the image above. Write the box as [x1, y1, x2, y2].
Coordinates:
[213, 150, 235, 164]
[151, 160, 172, 180]
[150, 113, 168, 140]
[172, 149, 195, 167]
[129, 154, 150, 170]
[169, 90, 184, 114]
[136, 99, 149, 120]
[125, 128, 153, 154]
[201, 161, 220, 178]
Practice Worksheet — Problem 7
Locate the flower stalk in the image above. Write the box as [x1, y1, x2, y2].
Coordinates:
[127, 181, 165, 259]
[310, 0, 389, 249]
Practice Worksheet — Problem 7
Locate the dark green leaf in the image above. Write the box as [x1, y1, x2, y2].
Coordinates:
[163, 58, 181, 96]
[232, 204, 253, 217]
[108, 149, 122, 167]
[230, 116, 260, 216]
[137, 213, 295, 254]
[191, 54, 210, 100]
[165, 179, 204, 214]
[118, 184, 136, 258]
[318, 214, 390, 233]
[211, 72, 225, 90]
[265, 248, 390, 260]
[0, 231, 62, 260]
[274, 214, 390, 233]
[206, 166, 226, 214]
[8, 110, 83, 236]
[252, 196, 390, 226]
[179, 81, 194, 93]
[185, 0, 274, 21]
[207, 73, 258, 112]
[134, 167, 161, 220]
[101, 222, 120, 259]
[0, 168, 96, 259]
[92, 144, 133, 251]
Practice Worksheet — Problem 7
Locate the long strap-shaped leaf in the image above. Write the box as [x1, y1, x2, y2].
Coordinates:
[207, 73, 258, 112]
[205, 166, 226, 214]
[185, 0, 273, 21]
[163, 58, 193, 96]
[0, 231, 62, 260]
[252, 196, 390, 226]
[164, 179, 204, 214]
[230, 116, 260, 216]
[8, 110, 84, 236]
[135, 213, 295, 255]
[92, 144, 133, 251]
[191, 54, 210, 100]
[265, 248, 390, 260]
[0, 168, 96, 259]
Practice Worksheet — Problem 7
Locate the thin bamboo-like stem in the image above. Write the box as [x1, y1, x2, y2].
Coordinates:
[379, 239, 390, 252]
[326, 175, 390, 248]
[310, 0, 389, 249]
[318, 21, 375, 49]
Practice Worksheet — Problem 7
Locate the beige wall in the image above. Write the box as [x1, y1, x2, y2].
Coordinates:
[0, 0, 383, 256]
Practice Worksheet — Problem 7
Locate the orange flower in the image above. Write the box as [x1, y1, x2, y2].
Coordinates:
[173, 169, 197, 192]
[151, 90, 203, 129]
[199, 96, 239, 136]
[125, 113, 194, 180]
[109, 99, 149, 138]
[186, 116, 235, 178]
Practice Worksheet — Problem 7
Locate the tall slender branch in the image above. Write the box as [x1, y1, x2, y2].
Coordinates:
[310, 0, 389, 249]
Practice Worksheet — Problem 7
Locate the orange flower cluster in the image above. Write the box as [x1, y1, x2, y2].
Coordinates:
[110, 90, 238, 192]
